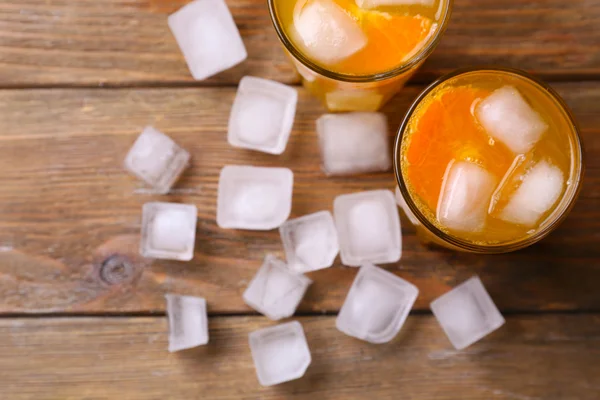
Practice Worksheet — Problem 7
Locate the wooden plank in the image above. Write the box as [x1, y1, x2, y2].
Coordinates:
[0, 83, 598, 314]
[0, 315, 598, 399]
[0, 0, 599, 86]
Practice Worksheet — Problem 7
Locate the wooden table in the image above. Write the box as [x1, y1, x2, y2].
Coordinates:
[0, 1, 598, 399]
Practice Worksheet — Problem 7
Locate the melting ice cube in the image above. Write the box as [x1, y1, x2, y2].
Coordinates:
[168, 0, 248, 80]
[280, 211, 340, 273]
[336, 263, 419, 343]
[356, 0, 435, 8]
[228, 76, 298, 155]
[216, 166, 293, 230]
[437, 161, 497, 233]
[499, 160, 564, 227]
[293, 0, 367, 64]
[430, 276, 505, 350]
[317, 112, 391, 176]
[124, 126, 190, 194]
[243, 255, 312, 320]
[140, 202, 198, 261]
[334, 190, 402, 267]
[475, 86, 548, 154]
[249, 321, 312, 386]
[165, 294, 209, 352]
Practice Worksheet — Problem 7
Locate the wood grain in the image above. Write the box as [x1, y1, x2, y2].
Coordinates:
[0, 0, 599, 86]
[0, 83, 598, 314]
[0, 315, 598, 399]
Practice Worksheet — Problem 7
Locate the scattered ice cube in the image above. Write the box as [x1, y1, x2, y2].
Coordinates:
[124, 126, 191, 194]
[430, 276, 505, 350]
[168, 0, 248, 80]
[293, 0, 367, 64]
[140, 202, 198, 261]
[325, 89, 384, 112]
[499, 160, 564, 227]
[437, 161, 497, 233]
[334, 190, 402, 267]
[475, 86, 548, 154]
[165, 294, 209, 352]
[243, 255, 312, 320]
[249, 321, 311, 386]
[279, 211, 339, 273]
[395, 186, 421, 226]
[216, 166, 293, 230]
[356, 0, 435, 8]
[317, 112, 391, 176]
[228, 77, 298, 155]
[336, 263, 419, 343]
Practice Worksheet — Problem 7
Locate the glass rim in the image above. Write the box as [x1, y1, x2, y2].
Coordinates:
[393, 66, 586, 253]
[267, 0, 454, 83]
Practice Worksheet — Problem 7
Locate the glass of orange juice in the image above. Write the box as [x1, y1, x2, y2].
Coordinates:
[268, 0, 453, 111]
[394, 67, 585, 253]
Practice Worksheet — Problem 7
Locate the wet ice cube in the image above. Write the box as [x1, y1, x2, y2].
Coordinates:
[317, 113, 391, 176]
[165, 294, 208, 352]
[216, 166, 293, 230]
[140, 202, 197, 261]
[228, 76, 298, 155]
[336, 263, 419, 343]
[279, 211, 339, 273]
[334, 190, 402, 267]
[437, 161, 496, 233]
[168, 0, 247, 80]
[243, 255, 312, 320]
[431, 276, 505, 350]
[124, 126, 190, 194]
[475, 86, 548, 154]
[499, 160, 564, 227]
[356, 0, 435, 8]
[249, 321, 311, 386]
[293, 0, 367, 64]
[395, 186, 421, 226]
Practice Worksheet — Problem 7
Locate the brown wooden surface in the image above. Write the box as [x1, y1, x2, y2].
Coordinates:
[0, 0, 599, 86]
[0, 0, 599, 398]
[0, 315, 598, 399]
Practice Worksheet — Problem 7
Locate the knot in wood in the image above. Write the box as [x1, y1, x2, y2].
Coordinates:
[99, 255, 135, 286]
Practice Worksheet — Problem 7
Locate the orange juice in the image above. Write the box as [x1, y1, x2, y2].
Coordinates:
[394, 68, 584, 252]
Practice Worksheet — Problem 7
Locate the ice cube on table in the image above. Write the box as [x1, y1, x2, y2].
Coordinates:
[279, 211, 339, 273]
[334, 190, 402, 267]
[168, 0, 247, 80]
[437, 161, 497, 233]
[243, 255, 312, 320]
[228, 77, 298, 155]
[249, 321, 311, 386]
[165, 294, 209, 352]
[430, 276, 505, 350]
[336, 264, 419, 343]
[140, 202, 198, 261]
[395, 186, 421, 226]
[475, 86, 548, 154]
[356, 0, 435, 8]
[499, 160, 564, 227]
[124, 126, 190, 194]
[317, 112, 391, 176]
[293, 0, 367, 64]
[216, 166, 293, 230]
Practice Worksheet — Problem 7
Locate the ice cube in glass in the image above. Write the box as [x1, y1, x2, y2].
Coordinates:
[279, 211, 339, 273]
[243, 255, 312, 320]
[334, 190, 401, 267]
[168, 0, 247, 80]
[228, 77, 298, 155]
[124, 126, 190, 194]
[292, 0, 367, 64]
[249, 321, 311, 386]
[475, 86, 548, 154]
[140, 202, 197, 261]
[317, 112, 391, 176]
[437, 160, 497, 233]
[217, 166, 293, 230]
[430, 276, 505, 350]
[336, 263, 418, 343]
[165, 294, 209, 352]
